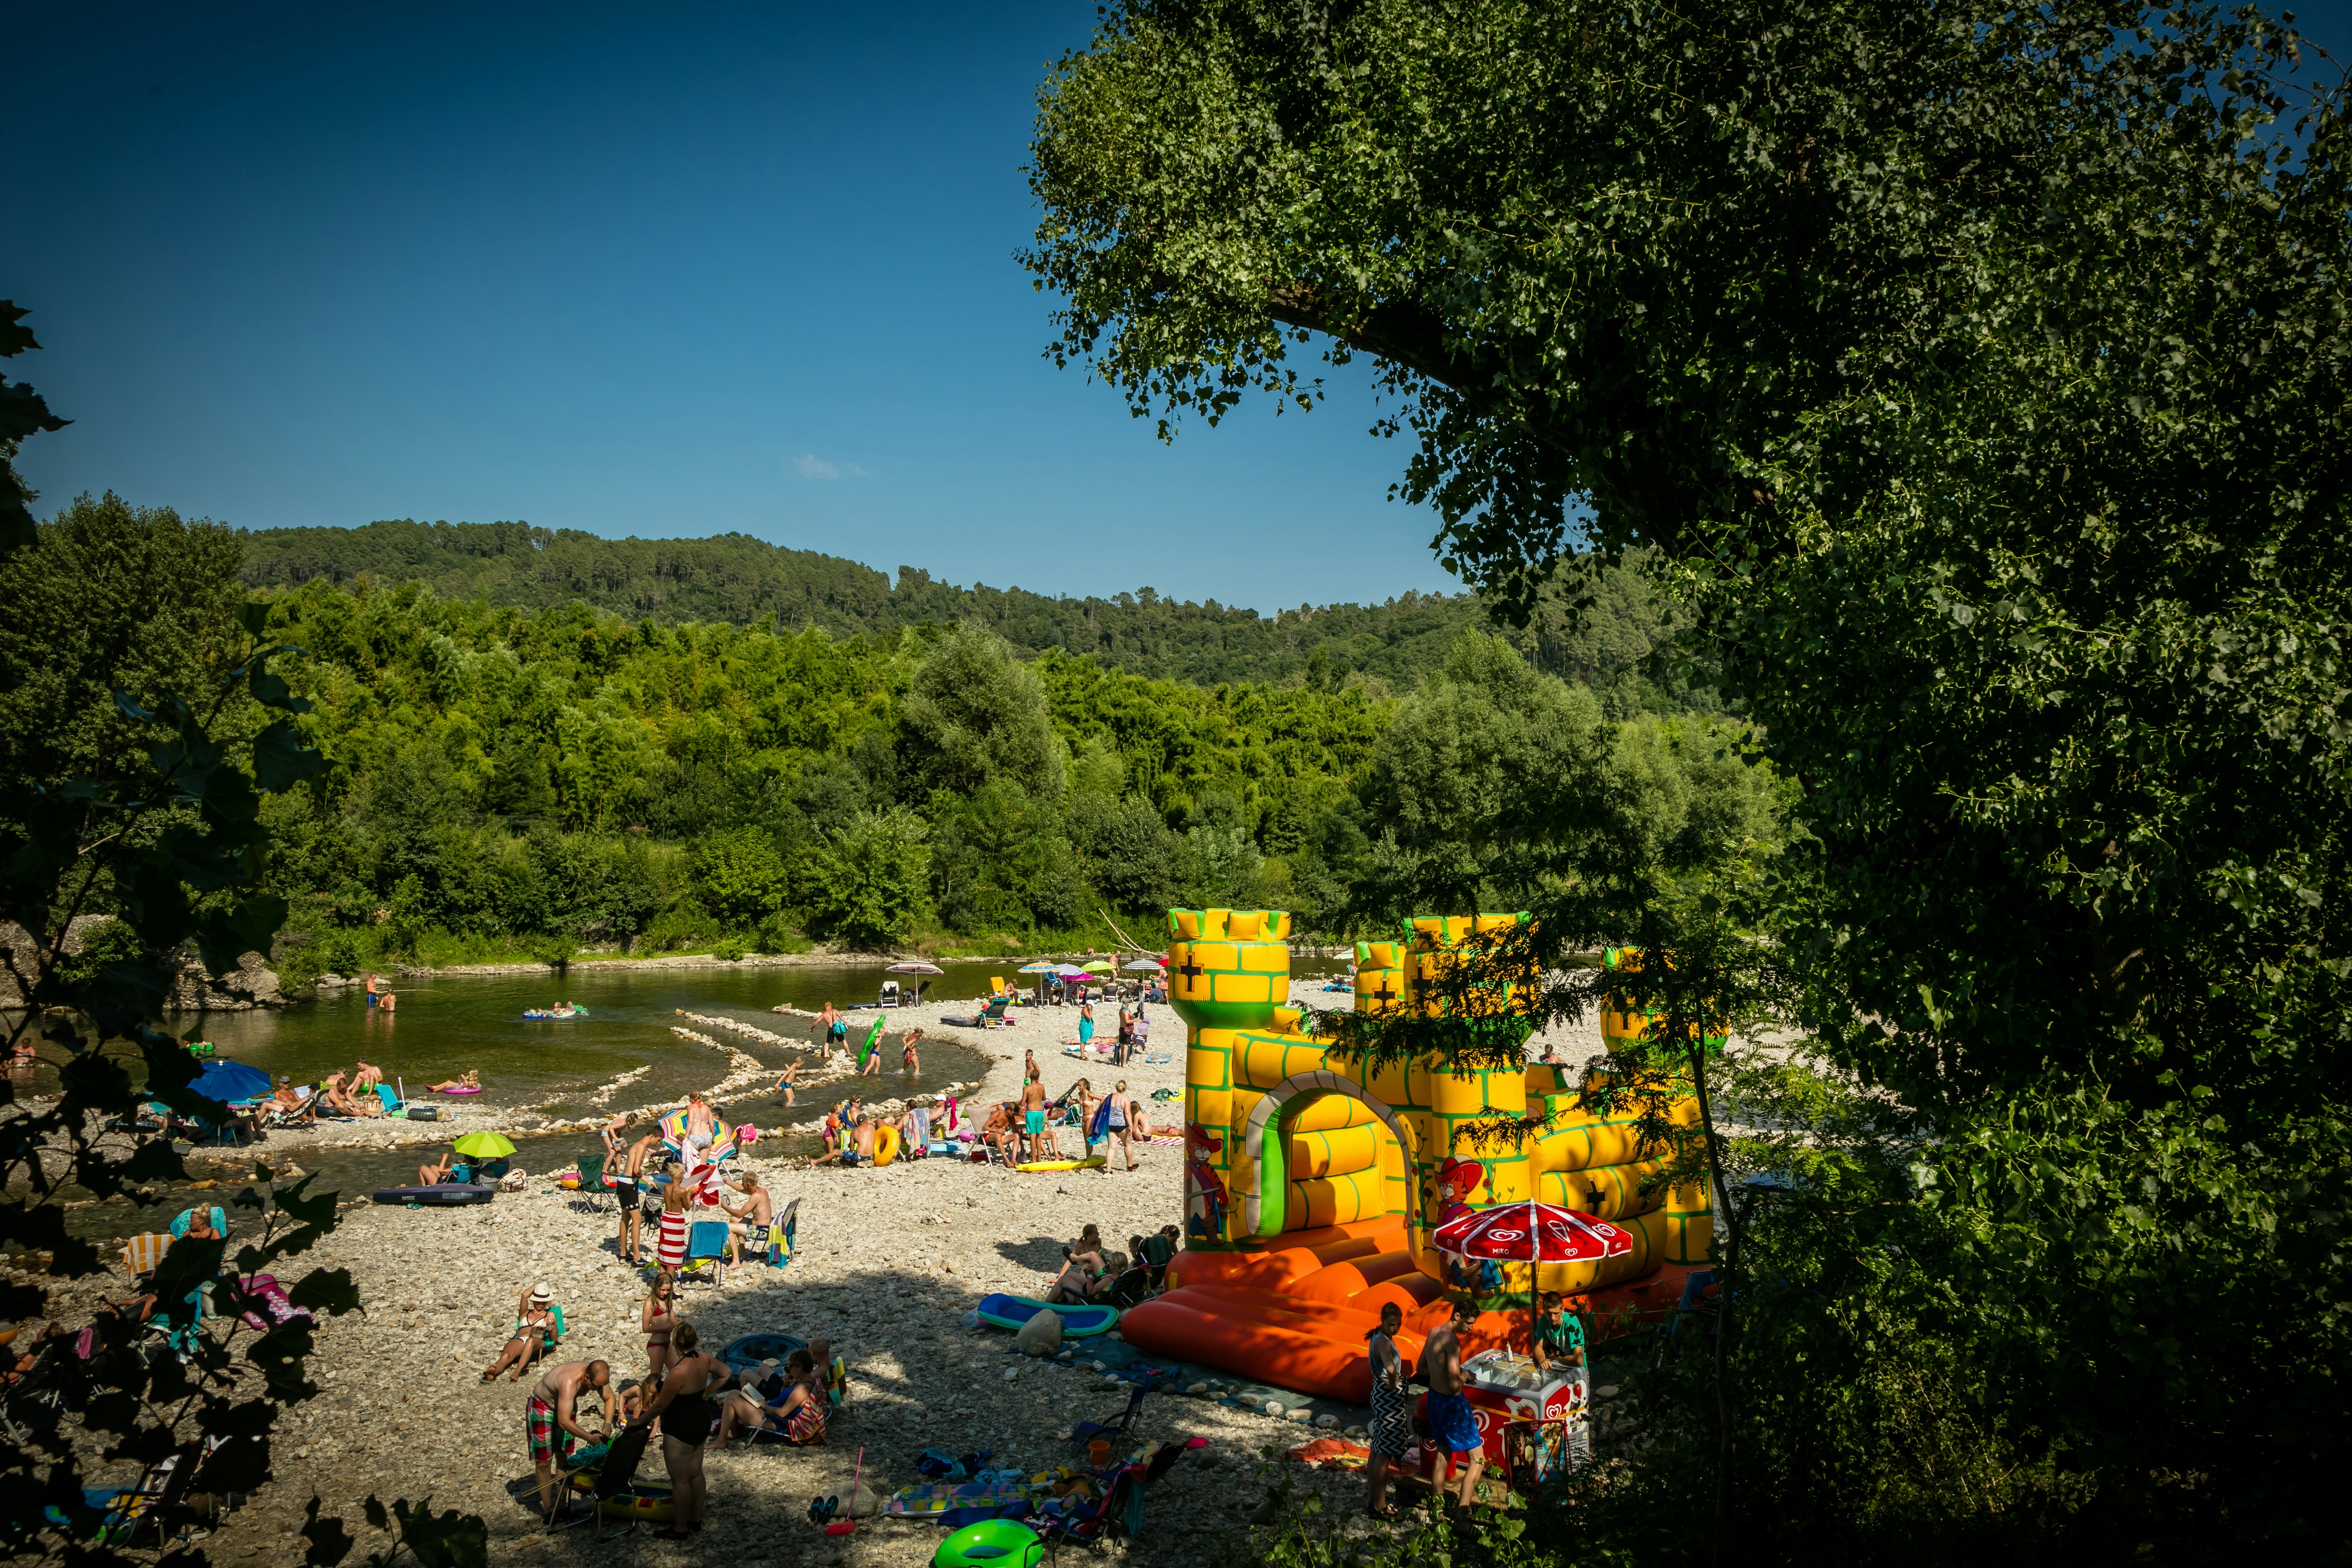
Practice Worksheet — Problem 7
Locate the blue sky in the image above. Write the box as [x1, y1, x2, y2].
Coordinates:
[2, 1, 1455, 614]
[9, 3, 2348, 615]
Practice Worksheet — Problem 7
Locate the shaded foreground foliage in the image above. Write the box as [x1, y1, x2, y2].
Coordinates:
[1033, 0, 2350, 1558]
[0, 572, 484, 1561]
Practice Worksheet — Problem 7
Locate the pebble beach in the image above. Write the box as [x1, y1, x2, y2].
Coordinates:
[20, 977, 1617, 1566]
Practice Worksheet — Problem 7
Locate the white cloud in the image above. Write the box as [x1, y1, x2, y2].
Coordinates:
[794, 454, 842, 481]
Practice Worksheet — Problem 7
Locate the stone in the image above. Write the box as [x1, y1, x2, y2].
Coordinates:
[1597, 1384, 1622, 1400]
[1186, 1381, 1209, 1396]
[1014, 1308, 1063, 1357]
[1264, 1400, 1285, 1416]
[1314, 1413, 1339, 1429]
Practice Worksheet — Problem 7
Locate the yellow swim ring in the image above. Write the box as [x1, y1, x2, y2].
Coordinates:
[874, 1123, 901, 1167]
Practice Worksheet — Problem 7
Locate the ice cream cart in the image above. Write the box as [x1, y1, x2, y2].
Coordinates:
[1454, 1348, 1588, 1478]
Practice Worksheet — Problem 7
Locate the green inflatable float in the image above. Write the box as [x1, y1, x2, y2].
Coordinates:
[934, 1518, 1042, 1568]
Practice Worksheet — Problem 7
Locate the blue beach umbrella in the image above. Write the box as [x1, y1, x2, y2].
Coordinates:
[190, 1059, 272, 1103]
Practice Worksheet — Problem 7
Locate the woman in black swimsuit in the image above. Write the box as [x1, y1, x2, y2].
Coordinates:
[632, 1321, 724, 1538]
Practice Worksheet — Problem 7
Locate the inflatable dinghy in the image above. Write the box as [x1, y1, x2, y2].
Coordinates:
[717, 1332, 809, 1376]
[371, 1182, 497, 1206]
[973, 1293, 1121, 1338]
[523, 1007, 587, 1020]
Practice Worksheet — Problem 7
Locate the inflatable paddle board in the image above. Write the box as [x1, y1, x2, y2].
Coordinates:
[1015, 1154, 1106, 1174]
[973, 1293, 1121, 1338]
[371, 1182, 496, 1206]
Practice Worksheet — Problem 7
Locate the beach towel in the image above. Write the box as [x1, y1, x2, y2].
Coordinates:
[1089, 1097, 1112, 1142]
[120, 1233, 172, 1278]
[886, 1481, 1027, 1518]
[656, 1210, 688, 1269]
[231, 1274, 314, 1332]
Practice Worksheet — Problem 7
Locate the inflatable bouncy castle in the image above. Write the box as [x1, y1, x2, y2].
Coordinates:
[1119, 907, 1715, 1402]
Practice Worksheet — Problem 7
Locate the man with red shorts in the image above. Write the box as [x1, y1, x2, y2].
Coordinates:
[526, 1358, 611, 1519]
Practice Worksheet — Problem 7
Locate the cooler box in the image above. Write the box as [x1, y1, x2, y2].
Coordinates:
[1457, 1349, 1586, 1468]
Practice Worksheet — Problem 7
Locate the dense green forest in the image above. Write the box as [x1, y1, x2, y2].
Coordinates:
[235, 516, 1692, 698]
[6, 494, 1749, 980]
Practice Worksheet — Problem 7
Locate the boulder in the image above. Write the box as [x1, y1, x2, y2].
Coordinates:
[1015, 1309, 1063, 1357]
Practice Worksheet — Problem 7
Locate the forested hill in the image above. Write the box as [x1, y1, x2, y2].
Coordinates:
[235, 518, 1490, 687]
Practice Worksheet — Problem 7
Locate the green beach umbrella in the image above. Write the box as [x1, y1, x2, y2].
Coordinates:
[452, 1131, 516, 1159]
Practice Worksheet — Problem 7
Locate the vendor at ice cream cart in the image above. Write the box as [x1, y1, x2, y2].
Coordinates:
[1530, 1290, 1586, 1375]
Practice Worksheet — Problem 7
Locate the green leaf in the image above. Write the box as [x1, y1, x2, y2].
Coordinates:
[252, 717, 326, 789]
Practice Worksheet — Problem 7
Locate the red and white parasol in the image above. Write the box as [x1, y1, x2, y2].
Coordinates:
[1433, 1201, 1630, 1265]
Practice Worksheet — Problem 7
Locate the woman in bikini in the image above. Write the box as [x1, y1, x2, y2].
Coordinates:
[631, 1320, 722, 1539]
[481, 1284, 560, 1383]
[426, 1070, 481, 1092]
[641, 1270, 677, 1384]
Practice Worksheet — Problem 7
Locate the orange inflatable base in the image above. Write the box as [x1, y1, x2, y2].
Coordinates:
[1132, 1228, 1707, 1404]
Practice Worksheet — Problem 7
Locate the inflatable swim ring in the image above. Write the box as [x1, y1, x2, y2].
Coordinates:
[935, 1517, 1044, 1568]
[873, 1123, 901, 1167]
[371, 1183, 495, 1206]
[972, 1293, 1121, 1339]
[1014, 1155, 1105, 1174]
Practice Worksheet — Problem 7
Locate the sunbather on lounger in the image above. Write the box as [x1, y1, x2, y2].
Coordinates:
[267, 1076, 317, 1123]
[482, 1284, 562, 1383]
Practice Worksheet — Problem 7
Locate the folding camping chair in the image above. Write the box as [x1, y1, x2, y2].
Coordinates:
[1071, 1378, 1152, 1448]
[1036, 1466, 1143, 1553]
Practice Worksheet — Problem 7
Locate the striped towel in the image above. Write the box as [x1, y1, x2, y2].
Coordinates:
[656, 1211, 688, 1269]
[120, 1233, 172, 1277]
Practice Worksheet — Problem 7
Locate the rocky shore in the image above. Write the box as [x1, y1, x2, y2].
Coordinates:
[171, 989, 1388, 1568]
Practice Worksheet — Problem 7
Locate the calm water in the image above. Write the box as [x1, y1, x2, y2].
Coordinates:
[6, 961, 1006, 1246]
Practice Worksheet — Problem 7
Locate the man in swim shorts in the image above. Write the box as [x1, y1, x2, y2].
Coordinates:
[721, 1169, 773, 1263]
[614, 1127, 657, 1265]
[1420, 1299, 1485, 1510]
[1020, 1076, 1049, 1162]
[526, 1358, 611, 1519]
